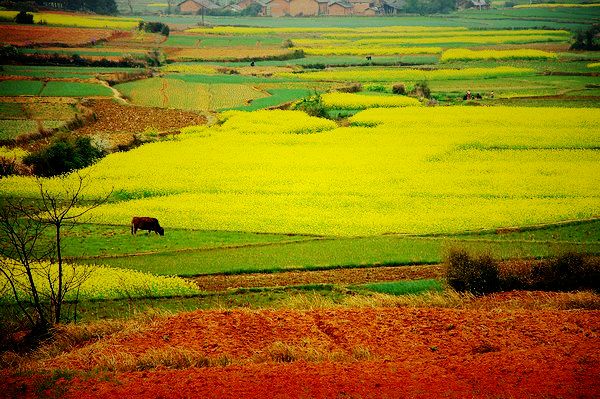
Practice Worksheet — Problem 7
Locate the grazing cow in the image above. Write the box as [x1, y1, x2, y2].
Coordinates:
[131, 217, 164, 236]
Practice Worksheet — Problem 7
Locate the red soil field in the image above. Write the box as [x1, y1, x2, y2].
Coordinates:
[192, 264, 444, 291]
[3, 306, 598, 398]
[1, 25, 124, 46]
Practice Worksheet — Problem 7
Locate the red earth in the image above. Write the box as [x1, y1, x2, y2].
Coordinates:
[0, 25, 124, 47]
[3, 306, 598, 398]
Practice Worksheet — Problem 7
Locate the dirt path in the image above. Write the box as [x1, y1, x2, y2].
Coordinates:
[192, 264, 444, 291]
[4, 307, 598, 398]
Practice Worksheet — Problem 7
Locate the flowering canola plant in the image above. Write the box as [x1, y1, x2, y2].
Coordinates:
[0, 260, 200, 302]
[282, 66, 534, 82]
[0, 11, 139, 29]
[1, 108, 598, 236]
[440, 49, 557, 62]
[320, 93, 421, 109]
[299, 46, 443, 56]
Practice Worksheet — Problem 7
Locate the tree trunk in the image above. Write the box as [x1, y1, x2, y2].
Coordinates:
[55, 223, 62, 324]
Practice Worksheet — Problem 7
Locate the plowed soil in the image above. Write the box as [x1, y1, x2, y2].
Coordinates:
[76, 99, 207, 136]
[3, 306, 598, 398]
[1, 25, 123, 46]
[193, 264, 444, 291]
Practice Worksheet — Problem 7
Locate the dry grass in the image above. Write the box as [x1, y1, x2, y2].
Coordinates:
[1, 308, 172, 371]
[255, 339, 372, 364]
[277, 290, 471, 311]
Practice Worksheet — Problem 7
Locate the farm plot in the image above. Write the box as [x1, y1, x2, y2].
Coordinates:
[283, 66, 535, 82]
[116, 76, 269, 111]
[0, 260, 199, 303]
[162, 33, 284, 48]
[0, 98, 79, 140]
[0, 25, 119, 46]
[320, 92, 422, 109]
[2, 107, 598, 237]
[22, 47, 148, 61]
[0, 11, 140, 29]
[164, 47, 297, 62]
[440, 49, 558, 62]
[40, 81, 113, 97]
[1, 65, 144, 80]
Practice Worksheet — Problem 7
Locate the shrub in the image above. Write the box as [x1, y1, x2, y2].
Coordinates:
[23, 136, 104, 177]
[336, 83, 362, 93]
[292, 95, 328, 119]
[392, 83, 406, 95]
[571, 25, 600, 51]
[532, 253, 599, 291]
[366, 84, 387, 93]
[14, 11, 34, 24]
[446, 249, 501, 295]
[139, 21, 170, 37]
[504, 1, 516, 7]
[0, 156, 31, 177]
[410, 81, 431, 99]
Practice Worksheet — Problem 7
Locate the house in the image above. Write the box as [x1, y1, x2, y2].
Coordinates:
[380, 0, 405, 14]
[223, 3, 242, 11]
[289, 0, 320, 16]
[317, 0, 329, 15]
[177, 0, 220, 14]
[328, 0, 352, 15]
[263, 0, 290, 16]
[470, 0, 490, 9]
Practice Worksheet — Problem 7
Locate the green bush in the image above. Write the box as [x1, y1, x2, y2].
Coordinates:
[410, 81, 431, 99]
[446, 249, 500, 295]
[293, 94, 328, 119]
[23, 136, 104, 177]
[392, 83, 406, 95]
[14, 11, 34, 24]
[571, 25, 600, 51]
[532, 253, 599, 291]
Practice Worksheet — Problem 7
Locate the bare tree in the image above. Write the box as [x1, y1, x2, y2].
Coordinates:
[0, 172, 111, 336]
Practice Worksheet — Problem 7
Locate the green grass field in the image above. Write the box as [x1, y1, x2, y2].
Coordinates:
[358, 279, 444, 295]
[76, 220, 600, 276]
[40, 81, 113, 97]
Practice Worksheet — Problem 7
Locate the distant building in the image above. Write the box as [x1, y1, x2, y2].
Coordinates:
[242, 0, 389, 16]
[380, 0, 405, 14]
[328, 0, 353, 15]
[177, 0, 220, 14]
[289, 0, 320, 16]
[471, 0, 490, 9]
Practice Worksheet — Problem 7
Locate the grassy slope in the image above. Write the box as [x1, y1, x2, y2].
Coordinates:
[77, 220, 600, 276]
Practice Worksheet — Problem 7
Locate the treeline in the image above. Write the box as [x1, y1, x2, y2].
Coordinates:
[0, 45, 147, 68]
[405, 0, 457, 14]
[0, 0, 118, 15]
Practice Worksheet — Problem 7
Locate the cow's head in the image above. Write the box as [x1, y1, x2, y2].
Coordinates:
[158, 226, 165, 236]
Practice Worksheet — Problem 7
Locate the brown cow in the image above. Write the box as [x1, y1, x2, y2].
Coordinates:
[131, 217, 164, 236]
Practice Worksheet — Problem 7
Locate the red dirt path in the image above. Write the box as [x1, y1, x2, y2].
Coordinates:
[3, 306, 598, 398]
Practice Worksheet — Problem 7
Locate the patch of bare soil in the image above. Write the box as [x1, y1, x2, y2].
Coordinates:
[3, 307, 598, 398]
[76, 99, 206, 136]
[192, 264, 444, 291]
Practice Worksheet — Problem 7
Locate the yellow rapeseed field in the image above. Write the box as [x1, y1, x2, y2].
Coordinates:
[185, 26, 468, 35]
[300, 46, 443, 56]
[320, 93, 422, 109]
[283, 66, 534, 82]
[323, 29, 570, 39]
[0, 11, 139, 29]
[440, 49, 558, 62]
[1, 107, 597, 236]
[0, 146, 28, 160]
[0, 260, 199, 302]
